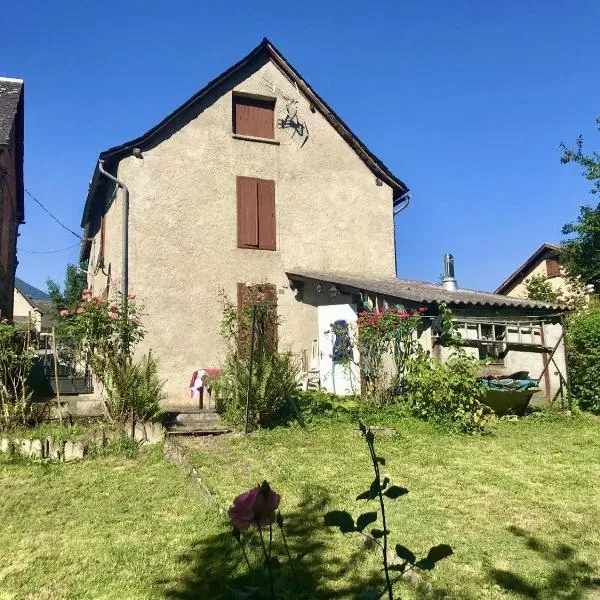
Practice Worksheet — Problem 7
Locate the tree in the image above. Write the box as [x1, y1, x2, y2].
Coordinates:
[46, 263, 88, 321]
[560, 118, 600, 289]
[524, 275, 562, 303]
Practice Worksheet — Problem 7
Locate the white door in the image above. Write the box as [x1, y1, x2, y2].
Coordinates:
[318, 304, 360, 396]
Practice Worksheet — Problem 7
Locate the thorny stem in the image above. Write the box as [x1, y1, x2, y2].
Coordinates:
[258, 524, 274, 600]
[365, 430, 394, 600]
[278, 519, 300, 591]
[236, 535, 252, 572]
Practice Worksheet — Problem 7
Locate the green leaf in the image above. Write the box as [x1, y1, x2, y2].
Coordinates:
[356, 511, 377, 532]
[324, 510, 355, 533]
[383, 486, 409, 499]
[371, 528, 389, 539]
[395, 545, 416, 564]
[268, 556, 282, 570]
[415, 544, 454, 570]
[375, 456, 386, 465]
[356, 476, 381, 501]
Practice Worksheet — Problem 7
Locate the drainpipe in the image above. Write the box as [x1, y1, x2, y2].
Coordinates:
[393, 192, 411, 276]
[97, 159, 129, 347]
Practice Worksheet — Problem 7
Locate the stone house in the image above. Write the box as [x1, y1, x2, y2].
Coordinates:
[13, 278, 53, 333]
[0, 77, 25, 321]
[495, 243, 567, 298]
[80, 39, 568, 405]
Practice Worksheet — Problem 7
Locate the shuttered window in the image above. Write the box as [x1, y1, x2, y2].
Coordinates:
[233, 95, 275, 139]
[546, 258, 560, 278]
[237, 176, 276, 250]
[237, 282, 278, 351]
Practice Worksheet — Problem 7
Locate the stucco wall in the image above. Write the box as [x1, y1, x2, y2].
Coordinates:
[88, 56, 397, 400]
[12, 288, 41, 331]
[504, 258, 569, 300]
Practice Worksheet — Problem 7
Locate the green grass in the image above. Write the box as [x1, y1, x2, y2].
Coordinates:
[1, 414, 599, 599]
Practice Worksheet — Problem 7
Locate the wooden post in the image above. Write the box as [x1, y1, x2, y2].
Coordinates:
[244, 305, 257, 435]
[51, 327, 63, 428]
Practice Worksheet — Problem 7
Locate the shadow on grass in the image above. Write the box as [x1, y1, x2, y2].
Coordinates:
[489, 526, 600, 599]
[159, 485, 383, 599]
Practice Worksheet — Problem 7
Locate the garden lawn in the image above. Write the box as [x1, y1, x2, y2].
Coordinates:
[1, 414, 599, 599]
[183, 413, 600, 600]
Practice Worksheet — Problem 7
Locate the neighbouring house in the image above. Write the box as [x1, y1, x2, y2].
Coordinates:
[13, 277, 53, 332]
[495, 243, 567, 299]
[80, 39, 568, 406]
[0, 77, 25, 321]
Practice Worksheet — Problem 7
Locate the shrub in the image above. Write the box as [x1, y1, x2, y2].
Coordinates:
[0, 322, 36, 431]
[104, 354, 165, 424]
[404, 350, 487, 433]
[215, 286, 301, 429]
[567, 299, 600, 412]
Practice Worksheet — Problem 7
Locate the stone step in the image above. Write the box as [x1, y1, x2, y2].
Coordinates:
[166, 412, 221, 425]
[166, 424, 231, 436]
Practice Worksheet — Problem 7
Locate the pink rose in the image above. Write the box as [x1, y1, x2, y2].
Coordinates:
[108, 312, 119, 320]
[76, 307, 84, 315]
[228, 481, 281, 532]
[109, 301, 118, 309]
[130, 316, 141, 326]
[60, 309, 69, 317]
[128, 293, 136, 300]
[418, 307, 427, 314]
[82, 289, 91, 299]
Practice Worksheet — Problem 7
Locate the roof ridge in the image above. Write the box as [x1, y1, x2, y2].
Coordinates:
[0, 77, 23, 83]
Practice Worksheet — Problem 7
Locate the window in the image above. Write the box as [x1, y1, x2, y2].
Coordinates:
[478, 323, 506, 364]
[237, 176, 276, 250]
[233, 95, 275, 139]
[546, 258, 560, 278]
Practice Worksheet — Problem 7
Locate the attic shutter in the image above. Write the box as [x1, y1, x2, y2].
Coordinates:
[546, 258, 560, 278]
[258, 179, 276, 251]
[233, 95, 275, 139]
[237, 176, 258, 248]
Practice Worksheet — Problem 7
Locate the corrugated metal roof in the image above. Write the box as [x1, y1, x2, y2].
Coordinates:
[286, 270, 567, 312]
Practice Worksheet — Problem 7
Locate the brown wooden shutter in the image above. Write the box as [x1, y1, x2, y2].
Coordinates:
[546, 258, 560, 278]
[257, 179, 276, 251]
[237, 176, 258, 248]
[233, 95, 275, 139]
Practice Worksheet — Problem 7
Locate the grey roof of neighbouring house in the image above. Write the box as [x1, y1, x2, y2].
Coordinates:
[15, 278, 53, 314]
[286, 270, 567, 312]
[0, 77, 23, 145]
[0, 77, 25, 222]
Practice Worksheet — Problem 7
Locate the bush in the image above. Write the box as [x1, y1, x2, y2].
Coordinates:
[215, 351, 300, 428]
[404, 351, 487, 433]
[215, 287, 301, 429]
[0, 322, 36, 431]
[567, 299, 600, 412]
[104, 354, 165, 424]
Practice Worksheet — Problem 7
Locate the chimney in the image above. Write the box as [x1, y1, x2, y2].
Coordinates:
[442, 253, 458, 291]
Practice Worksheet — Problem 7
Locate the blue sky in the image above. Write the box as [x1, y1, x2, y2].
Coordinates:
[2, 0, 599, 292]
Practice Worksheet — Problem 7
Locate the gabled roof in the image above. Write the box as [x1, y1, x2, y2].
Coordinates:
[80, 38, 409, 231]
[15, 278, 52, 313]
[494, 243, 563, 295]
[287, 269, 567, 312]
[0, 77, 24, 222]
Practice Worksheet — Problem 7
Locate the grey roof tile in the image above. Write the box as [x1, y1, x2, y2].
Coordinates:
[286, 270, 567, 311]
[0, 77, 23, 145]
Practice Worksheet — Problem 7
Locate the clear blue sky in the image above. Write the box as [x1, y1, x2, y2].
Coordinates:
[2, 0, 599, 292]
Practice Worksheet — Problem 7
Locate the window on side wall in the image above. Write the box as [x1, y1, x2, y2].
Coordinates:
[546, 258, 560, 278]
[237, 176, 276, 250]
[233, 94, 275, 139]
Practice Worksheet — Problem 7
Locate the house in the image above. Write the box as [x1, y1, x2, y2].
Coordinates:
[13, 278, 53, 332]
[0, 77, 25, 321]
[495, 243, 566, 298]
[80, 39, 567, 405]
